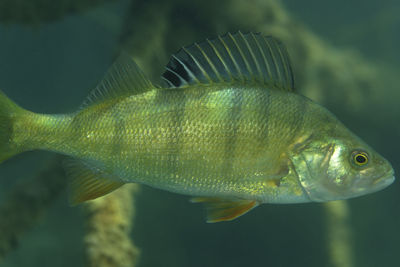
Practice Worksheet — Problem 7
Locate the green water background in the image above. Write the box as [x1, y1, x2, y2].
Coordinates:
[0, 0, 399, 266]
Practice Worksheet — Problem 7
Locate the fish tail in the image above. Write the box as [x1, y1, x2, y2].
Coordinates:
[0, 90, 26, 163]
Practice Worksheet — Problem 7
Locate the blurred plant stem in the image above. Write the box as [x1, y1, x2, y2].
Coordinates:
[324, 201, 354, 267]
[84, 185, 140, 267]
[0, 155, 141, 267]
[0, 156, 66, 261]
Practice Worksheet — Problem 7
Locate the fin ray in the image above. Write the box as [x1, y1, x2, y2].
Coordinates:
[83, 53, 153, 107]
[162, 31, 295, 91]
[206, 38, 234, 81]
[183, 46, 214, 84]
[64, 159, 125, 205]
[241, 31, 263, 80]
[191, 197, 258, 223]
[217, 35, 243, 82]
[195, 42, 221, 83]
[229, 32, 254, 81]
[0, 90, 25, 163]
[171, 54, 201, 84]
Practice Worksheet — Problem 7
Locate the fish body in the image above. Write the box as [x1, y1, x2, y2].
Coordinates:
[0, 32, 394, 222]
[23, 86, 309, 203]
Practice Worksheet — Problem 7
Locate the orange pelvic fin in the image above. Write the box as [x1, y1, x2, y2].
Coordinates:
[191, 197, 258, 223]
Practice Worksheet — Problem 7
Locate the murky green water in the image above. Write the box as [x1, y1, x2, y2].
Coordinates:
[0, 0, 398, 266]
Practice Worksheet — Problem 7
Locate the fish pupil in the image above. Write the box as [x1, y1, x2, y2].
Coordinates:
[356, 155, 366, 164]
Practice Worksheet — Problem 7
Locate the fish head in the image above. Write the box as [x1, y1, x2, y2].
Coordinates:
[291, 132, 395, 202]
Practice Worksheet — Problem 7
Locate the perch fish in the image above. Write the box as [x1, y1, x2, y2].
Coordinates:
[0, 32, 394, 222]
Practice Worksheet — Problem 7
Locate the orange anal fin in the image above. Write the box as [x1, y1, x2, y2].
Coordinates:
[64, 159, 125, 205]
[191, 197, 258, 223]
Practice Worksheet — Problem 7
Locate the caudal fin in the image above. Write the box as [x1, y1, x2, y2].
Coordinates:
[0, 90, 24, 163]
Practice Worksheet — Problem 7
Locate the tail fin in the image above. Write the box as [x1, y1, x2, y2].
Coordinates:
[0, 90, 25, 163]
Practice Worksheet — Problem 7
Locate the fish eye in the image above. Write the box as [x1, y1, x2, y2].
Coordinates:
[351, 151, 369, 166]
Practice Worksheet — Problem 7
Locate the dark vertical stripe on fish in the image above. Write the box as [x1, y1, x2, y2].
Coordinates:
[223, 88, 243, 175]
[154, 89, 187, 178]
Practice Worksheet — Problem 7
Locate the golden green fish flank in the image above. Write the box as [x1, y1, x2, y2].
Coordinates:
[13, 85, 307, 201]
[0, 32, 394, 222]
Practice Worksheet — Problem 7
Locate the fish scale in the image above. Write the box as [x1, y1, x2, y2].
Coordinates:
[60, 86, 308, 198]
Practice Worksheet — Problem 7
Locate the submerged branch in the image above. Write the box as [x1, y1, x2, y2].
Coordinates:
[0, 155, 141, 267]
[0, 156, 66, 261]
[83, 184, 140, 267]
[324, 201, 354, 267]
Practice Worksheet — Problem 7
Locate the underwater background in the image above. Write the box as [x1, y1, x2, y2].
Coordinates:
[0, 0, 399, 266]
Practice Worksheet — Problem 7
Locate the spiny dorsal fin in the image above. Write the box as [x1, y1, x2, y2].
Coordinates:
[83, 53, 153, 107]
[64, 159, 125, 205]
[191, 197, 258, 223]
[162, 31, 295, 91]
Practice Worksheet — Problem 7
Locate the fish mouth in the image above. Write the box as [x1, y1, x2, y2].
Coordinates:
[372, 170, 395, 191]
[350, 169, 394, 197]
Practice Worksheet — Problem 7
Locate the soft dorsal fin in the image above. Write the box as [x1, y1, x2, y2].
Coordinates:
[191, 197, 258, 223]
[83, 53, 153, 107]
[162, 31, 295, 91]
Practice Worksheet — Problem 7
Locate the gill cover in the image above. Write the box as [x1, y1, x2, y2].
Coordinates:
[291, 138, 394, 202]
[290, 142, 338, 202]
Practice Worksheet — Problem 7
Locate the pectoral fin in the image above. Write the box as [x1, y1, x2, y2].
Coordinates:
[64, 159, 125, 205]
[191, 197, 258, 223]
